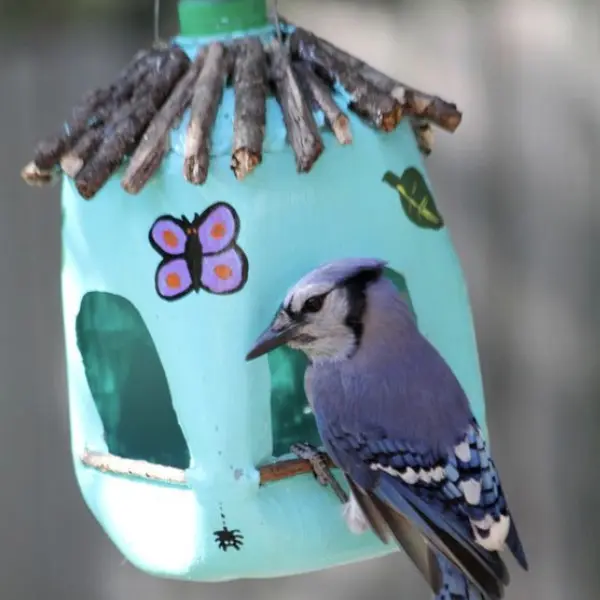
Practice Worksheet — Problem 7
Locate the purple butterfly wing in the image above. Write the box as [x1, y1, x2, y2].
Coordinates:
[201, 247, 248, 294]
[197, 203, 238, 255]
[156, 258, 193, 300]
[150, 216, 187, 256]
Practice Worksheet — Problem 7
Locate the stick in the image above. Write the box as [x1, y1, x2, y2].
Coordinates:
[293, 62, 352, 145]
[74, 100, 157, 198]
[412, 119, 434, 156]
[231, 37, 267, 180]
[81, 450, 188, 486]
[183, 42, 228, 185]
[75, 47, 190, 199]
[121, 48, 207, 194]
[268, 39, 323, 173]
[129, 134, 171, 191]
[59, 125, 104, 178]
[131, 46, 189, 104]
[20, 162, 59, 186]
[289, 28, 401, 132]
[403, 89, 461, 133]
[108, 48, 164, 106]
[259, 454, 337, 485]
[80, 448, 337, 487]
[32, 48, 159, 170]
[292, 27, 462, 133]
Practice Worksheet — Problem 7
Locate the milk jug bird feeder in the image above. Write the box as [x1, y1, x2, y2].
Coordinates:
[21, 0, 486, 582]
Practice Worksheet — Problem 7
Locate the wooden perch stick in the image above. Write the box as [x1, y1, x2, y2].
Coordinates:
[183, 42, 228, 185]
[75, 46, 190, 199]
[259, 454, 337, 485]
[293, 62, 352, 145]
[81, 450, 188, 486]
[295, 28, 462, 133]
[290, 28, 401, 132]
[121, 48, 207, 194]
[81, 449, 336, 487]
[31, 48, 158, 171]
[268, 39, 323, 173]
[231, 37, 267, 180]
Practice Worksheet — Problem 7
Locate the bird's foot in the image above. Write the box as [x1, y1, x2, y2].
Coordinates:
[290, 442, 349, 503]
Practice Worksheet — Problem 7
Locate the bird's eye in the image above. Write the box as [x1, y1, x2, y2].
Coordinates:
[302, 294, 326, 313]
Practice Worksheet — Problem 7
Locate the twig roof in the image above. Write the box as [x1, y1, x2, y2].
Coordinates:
[21, 18, 462, 200]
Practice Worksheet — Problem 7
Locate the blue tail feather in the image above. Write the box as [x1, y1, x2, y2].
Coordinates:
[435, 552, 485, 600]
[377, 475, 508, 583]
[506, 517, 529, 571]
[376, 474, 507, 599]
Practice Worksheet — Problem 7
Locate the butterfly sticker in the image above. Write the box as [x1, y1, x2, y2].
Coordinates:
[149, 202, 249, 301]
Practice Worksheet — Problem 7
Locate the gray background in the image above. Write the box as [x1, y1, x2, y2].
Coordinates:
[0, 0, 597, 599]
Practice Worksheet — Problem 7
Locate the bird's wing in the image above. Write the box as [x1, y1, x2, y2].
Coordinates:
[345, 475, 445, 593]
[320, 417, 527, 600]
[348, 473, 487, 600]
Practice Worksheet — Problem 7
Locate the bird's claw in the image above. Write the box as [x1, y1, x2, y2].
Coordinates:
[290, 442, 330, 486]
[290, 442, 349, 503]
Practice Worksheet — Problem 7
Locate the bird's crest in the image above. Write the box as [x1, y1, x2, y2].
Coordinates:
[284, 257, 388, 311]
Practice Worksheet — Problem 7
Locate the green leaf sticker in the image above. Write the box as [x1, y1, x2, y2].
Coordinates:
[382, 167, 444, 230]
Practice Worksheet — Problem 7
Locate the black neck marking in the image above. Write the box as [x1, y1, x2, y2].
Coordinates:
[341, 266, 384, 346]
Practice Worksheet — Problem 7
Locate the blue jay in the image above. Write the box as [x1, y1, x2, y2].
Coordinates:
[246, 258, 528, 600]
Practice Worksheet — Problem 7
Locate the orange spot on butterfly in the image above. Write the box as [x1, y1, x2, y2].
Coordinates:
[211, 222, 226, 239]
[214, 264, 232, 280]
[163, 230, 179, 248]
[166, 273, 181, 289]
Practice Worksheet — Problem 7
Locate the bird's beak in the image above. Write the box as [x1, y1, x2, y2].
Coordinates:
[245, 321, 300, 361]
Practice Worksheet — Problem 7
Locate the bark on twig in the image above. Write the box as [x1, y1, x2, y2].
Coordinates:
[75, 46, 190, 199]
[122, 48, 207, 194]
[32, 48, 159, 170]
[23, 21, 464, 192]
[290, 28, 401, 132]
[268, 39, 323, 173]
[183, 42, 228, 185]
[412, 119, 434, 156]
[59, 125, 104, 178]
[293, 62, 352, 145]
[74, 100, 157, 198]
[403, 89, 462, 133]
[231, 37, 267, 180]
[290, 25, 462, 133]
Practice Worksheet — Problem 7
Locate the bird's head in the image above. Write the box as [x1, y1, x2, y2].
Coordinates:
[245, 258, 390, 363]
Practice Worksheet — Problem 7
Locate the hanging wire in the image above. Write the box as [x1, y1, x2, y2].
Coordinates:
[153, 0, 161, 45]
[271, 0, 283, 44]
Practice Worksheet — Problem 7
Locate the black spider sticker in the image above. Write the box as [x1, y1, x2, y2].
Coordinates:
[213, 506, 244, 551]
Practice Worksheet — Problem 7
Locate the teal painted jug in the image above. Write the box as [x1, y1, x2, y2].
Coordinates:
[56, 0, 487, 582]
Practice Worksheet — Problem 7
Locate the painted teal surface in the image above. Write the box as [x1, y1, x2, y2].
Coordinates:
[61, 31, 487, 582]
